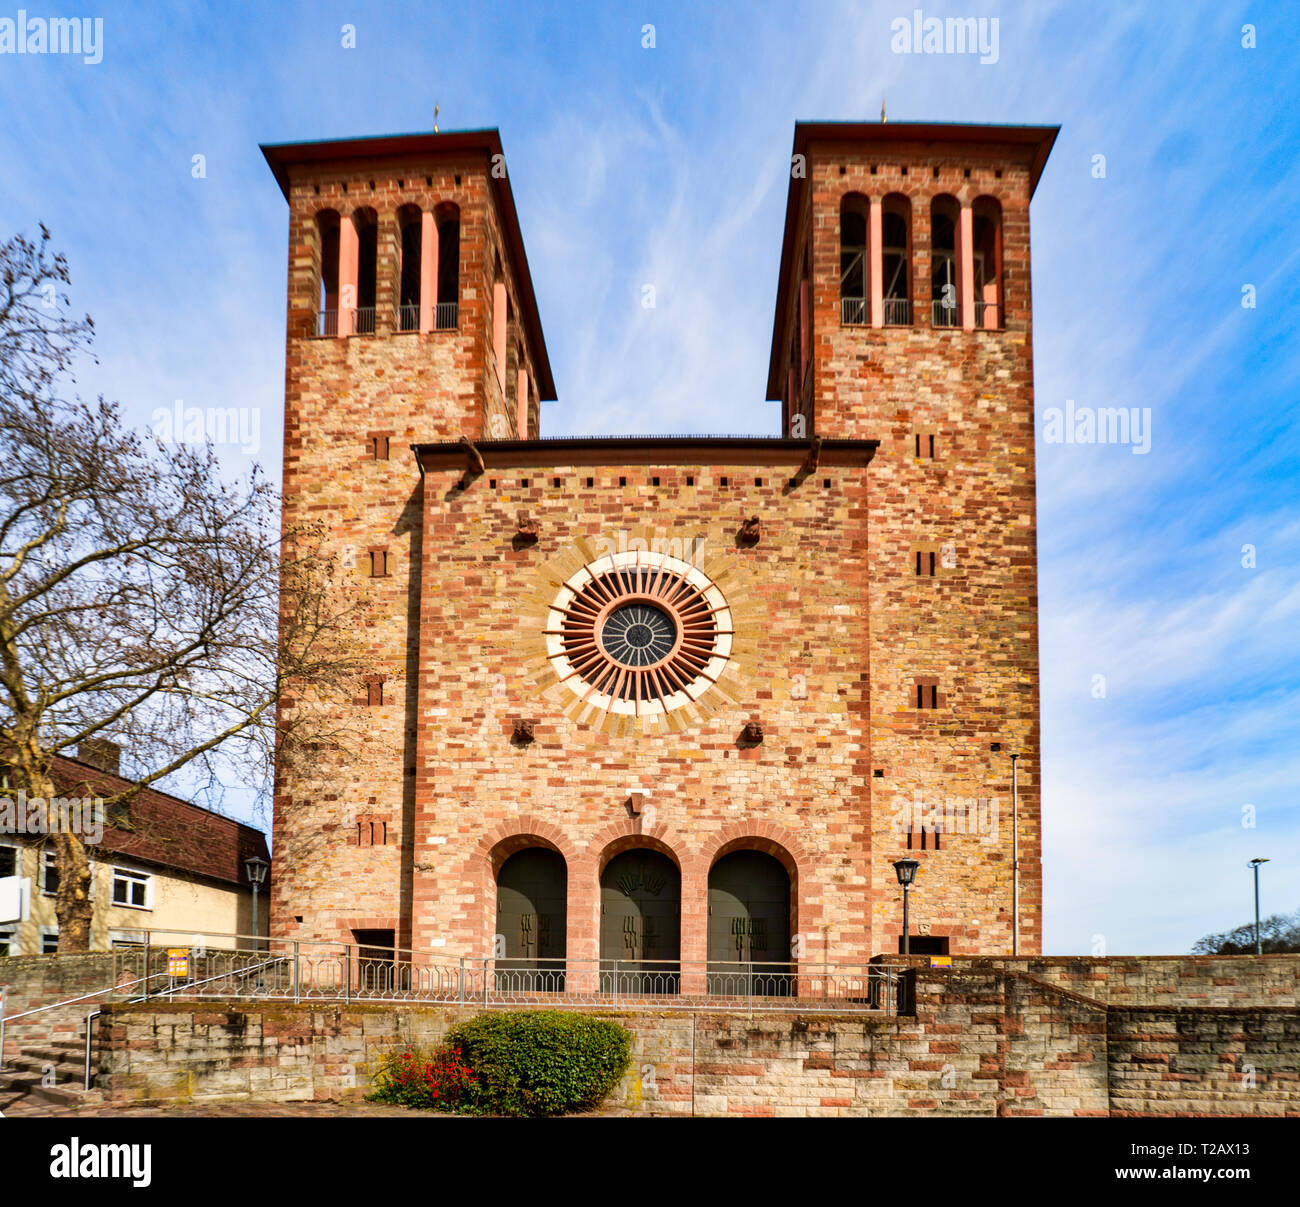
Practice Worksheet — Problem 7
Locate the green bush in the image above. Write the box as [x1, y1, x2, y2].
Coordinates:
[446, 1010, 632, 1117]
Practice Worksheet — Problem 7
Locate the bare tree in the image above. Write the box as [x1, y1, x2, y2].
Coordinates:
[1193, 911, 1300, 955]
[0, 227, 369, 951]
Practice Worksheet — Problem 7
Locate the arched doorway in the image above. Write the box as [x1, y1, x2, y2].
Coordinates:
[495, 847, 566, 991]
[600, 849, 680, 994]
[708, 850, 792, 996]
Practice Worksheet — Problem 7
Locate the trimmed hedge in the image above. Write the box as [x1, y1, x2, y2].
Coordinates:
[447, 1010, 632, 1117]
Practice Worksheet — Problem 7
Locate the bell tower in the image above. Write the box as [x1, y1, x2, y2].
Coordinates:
[767, 121, 1058, 954]
[262, 129, 555, 949]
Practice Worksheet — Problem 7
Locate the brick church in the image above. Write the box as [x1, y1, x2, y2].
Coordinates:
[262, 119, 1056, 977]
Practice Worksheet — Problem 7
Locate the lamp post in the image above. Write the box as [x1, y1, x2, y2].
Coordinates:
[893, 858, 920, 956]
[1010, 752, 1020, 956]
[1249, 858, 1269, 955]
[244, 855, 269, 951]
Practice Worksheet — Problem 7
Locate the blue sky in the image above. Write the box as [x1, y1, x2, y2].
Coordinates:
[0, 1, 1295, 955]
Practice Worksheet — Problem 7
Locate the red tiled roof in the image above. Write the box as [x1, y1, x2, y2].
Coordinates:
[49, 755, 270, 889]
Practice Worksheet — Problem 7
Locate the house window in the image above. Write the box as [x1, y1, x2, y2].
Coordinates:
[914, 432, 936, 458]
[42, 848, 95, 898]
[41, 847, 59, 896]
[368, 434, 390, 460]
[41, 928, 59, 954]
[111, 867, 151, 910]
[0, 925, 16, 957]
[0, 843, 17, 878]
[915, 548, 938, 577]
[366, 677, 385, 707]
[368, 549, 389, 577]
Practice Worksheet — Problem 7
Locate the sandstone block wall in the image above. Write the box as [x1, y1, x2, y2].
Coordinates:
[0, 954, 119, 1058]
[91, 960, 1300, 1116]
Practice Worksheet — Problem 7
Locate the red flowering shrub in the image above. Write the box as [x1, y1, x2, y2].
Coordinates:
[368, 1043, 478, 1111]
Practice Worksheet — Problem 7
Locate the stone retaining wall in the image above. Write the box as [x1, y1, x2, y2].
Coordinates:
[0, 954, 119, 1059]
[91, 959, 1300, 1116]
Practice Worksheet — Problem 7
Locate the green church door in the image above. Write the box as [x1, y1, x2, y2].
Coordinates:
[600, 850, 681, 995]
[496, 848, 567, 992]
[708, 851, 792, 996]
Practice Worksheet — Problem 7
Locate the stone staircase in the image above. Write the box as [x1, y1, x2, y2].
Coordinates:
[0, 1035, 103, 1115]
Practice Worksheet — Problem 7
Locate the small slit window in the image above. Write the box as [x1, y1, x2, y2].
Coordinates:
[915, 680, 940, 709]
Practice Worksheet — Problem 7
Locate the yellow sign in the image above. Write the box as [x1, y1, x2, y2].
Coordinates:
[166, 949, 190, 977]
[929, 956, 953, 968]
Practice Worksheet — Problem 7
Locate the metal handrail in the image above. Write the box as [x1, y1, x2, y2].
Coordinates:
[127, 954, 289, 1003]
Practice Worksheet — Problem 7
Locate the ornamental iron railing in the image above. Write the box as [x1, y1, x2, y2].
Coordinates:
[104, 930, 905, 1015]
[883, 296, 911, 325]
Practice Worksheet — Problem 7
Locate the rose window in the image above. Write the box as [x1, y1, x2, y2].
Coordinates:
[543, 551, 734, 717]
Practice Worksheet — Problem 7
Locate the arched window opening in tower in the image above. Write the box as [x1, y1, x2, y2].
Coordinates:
[397, 204, 422, 332]
[972, 196, 1003, 329]
[435, 203, 460, 329]
[882, 194, 912, 325]
[930, 195, 960, 327]
[839, 195, 868, 325]
[315, 209, 340, 336]
[352, 208, 379, 334]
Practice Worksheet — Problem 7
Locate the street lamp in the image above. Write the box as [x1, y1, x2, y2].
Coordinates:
[244, 855, 269, 951]
[893, 858, 920, 956]
[1249, 858, 1270, 955]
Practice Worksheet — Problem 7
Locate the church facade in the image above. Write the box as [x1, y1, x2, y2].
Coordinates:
[262, 119, 1056, 974]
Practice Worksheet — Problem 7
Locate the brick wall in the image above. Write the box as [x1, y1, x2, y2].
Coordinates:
[409, 453, 875, 961]
[272, 142, 547, 953]
[773, 132, 1046, 955]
